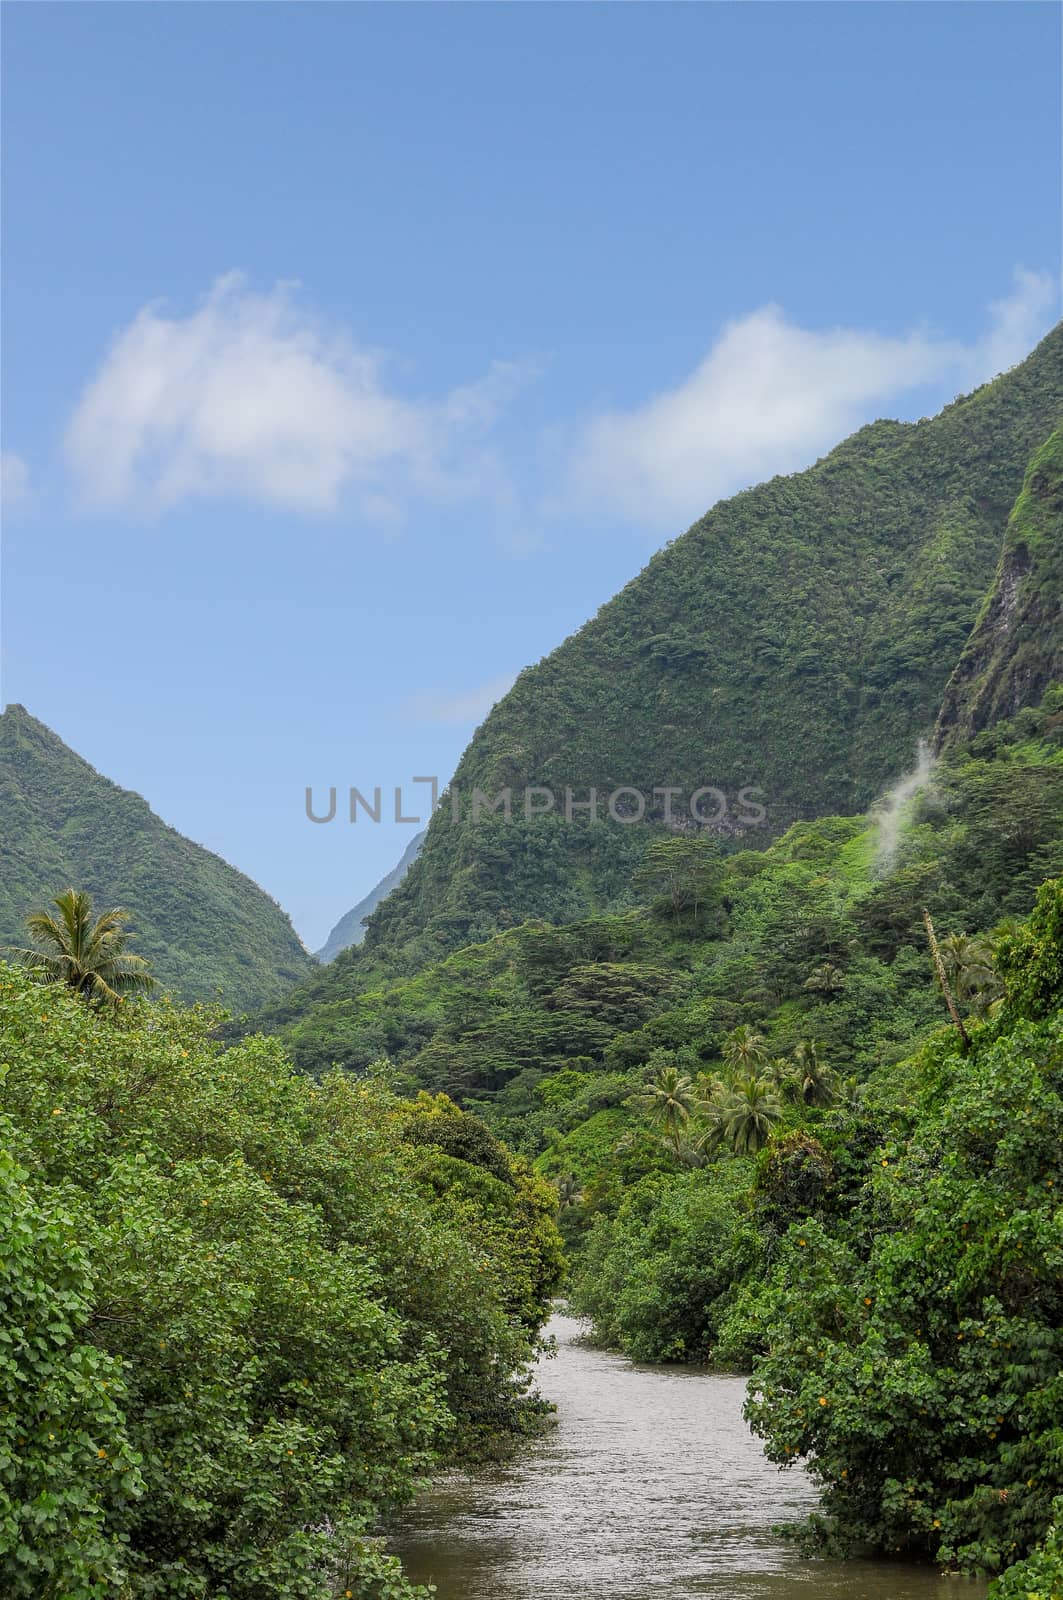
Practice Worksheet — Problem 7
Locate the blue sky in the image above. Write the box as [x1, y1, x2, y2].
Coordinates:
[2, 2, 1060, 950]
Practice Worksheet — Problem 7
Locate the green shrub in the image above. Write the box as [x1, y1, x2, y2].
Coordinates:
[0, 967, 562, 1597]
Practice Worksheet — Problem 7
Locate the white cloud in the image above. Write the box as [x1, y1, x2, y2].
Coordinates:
[404, 672, 517, 724]
[568, 267, 1059, 531]
[65, 274, 530, 517]
[1, 451, 30, 510]
[62, 266, 1058, 538]
[979, 267, 1059, 380]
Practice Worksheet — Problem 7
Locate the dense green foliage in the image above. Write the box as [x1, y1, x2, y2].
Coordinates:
[740, 984, 1062, 1573]
[988, 1500, 1063, 1599]
[563, 879, 1063, 1587]
[0, 968, 563, 1597]
[0, 707, 314, 1010]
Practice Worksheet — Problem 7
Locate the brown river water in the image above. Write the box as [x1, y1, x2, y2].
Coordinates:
[390, 1313, 988, 1600]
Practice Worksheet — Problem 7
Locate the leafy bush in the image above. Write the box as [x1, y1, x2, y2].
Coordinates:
[990, 1500, 1063, 1599]
[569, 1163, 757, 1362]
[737, 887, 1063, 1574]
[0, 967, 563, 1597]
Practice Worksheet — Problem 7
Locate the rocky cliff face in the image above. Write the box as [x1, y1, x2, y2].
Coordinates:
[936, 428, 1062, 749]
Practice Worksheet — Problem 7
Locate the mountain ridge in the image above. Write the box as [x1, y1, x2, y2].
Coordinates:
[315, 829, 425, 963]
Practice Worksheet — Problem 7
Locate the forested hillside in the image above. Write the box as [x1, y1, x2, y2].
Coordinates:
[353, 325, 1062, 968]
[0, 706, 314, 1009]
[271, 690, 1063, 1084]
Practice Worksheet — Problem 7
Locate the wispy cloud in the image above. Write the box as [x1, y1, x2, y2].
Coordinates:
[1, 451, 31, 510]
[65, 274, 532, 518]
[404, 672, 518, 725]
[62, 267, 1058, 541]
[566, 267, 1059, 531]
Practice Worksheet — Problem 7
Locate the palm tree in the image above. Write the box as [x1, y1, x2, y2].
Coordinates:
[637, 1060, 695, 1157]
[767, 1055, 795, 1091]
[792, 1040, 833, 1107]
[803, 962, 845, 996]
[692, 1074, 730, 1157]
[671, 1130, 705, 1169]
[835, 1075, 868, 1111]
[11, 888, 154, 1007]
[722, 1024, 769, 1077]
[720, 1075, 783, 1155]
[922, 907, 971, 1050]
[556, 1173, 583, 1209]
[939, 932, 1001, 1017]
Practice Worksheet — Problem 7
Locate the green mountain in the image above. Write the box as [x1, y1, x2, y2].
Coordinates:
[0, 705, 314, 1009]
[358, 324, 1062, 969]
[315, 829, 425, 963]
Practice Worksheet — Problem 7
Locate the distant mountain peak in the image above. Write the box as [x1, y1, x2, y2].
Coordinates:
[0, 707, 314, 1008]
[316, 830, 425, 963]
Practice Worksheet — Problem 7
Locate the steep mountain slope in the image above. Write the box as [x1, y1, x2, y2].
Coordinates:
[358, 324, 1063, 967]
[315, 829, 425, 963]
[936, 426, 1063, 747]
[0, 706, 313, 1008]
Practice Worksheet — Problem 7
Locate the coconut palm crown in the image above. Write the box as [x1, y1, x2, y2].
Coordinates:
[638, 1057, 696, 1155]
[10, 887, 154, 1007]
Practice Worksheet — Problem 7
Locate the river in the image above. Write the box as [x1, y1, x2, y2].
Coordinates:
[390, 1313, 988, 1600]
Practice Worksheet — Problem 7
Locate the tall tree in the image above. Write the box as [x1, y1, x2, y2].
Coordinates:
[923, 907, 971, 1049]
[939, 932, 1001, 1017]
[792, 1040, 833, 1107]
[723, 1024, 770, 1077]
[637, 1056, 696, 1156]
[721, 1076, 783, 1155]
[632, 836, 724, 923]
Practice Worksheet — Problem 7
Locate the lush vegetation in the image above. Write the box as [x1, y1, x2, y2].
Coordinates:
[0, 706, 314, 1010]
[567, 876, 1062, 1591]
[0, 967, 563, 1597]
[5, 335, 1060, 1595]
[736, 901, 1062, 1577]
[264, 689, 1063, 1090]
[558, 879, 1063, 1585]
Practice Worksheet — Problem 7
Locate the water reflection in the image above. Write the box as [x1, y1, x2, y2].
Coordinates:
[391, 1314, 987, 1599]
